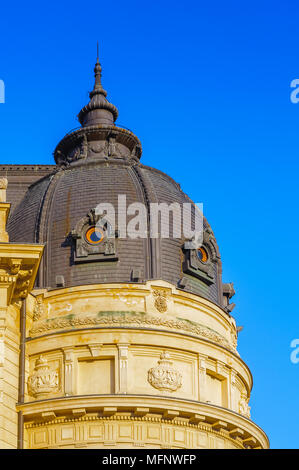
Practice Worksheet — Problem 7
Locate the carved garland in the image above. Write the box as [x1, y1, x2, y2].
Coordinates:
[29, 311, 235, 351]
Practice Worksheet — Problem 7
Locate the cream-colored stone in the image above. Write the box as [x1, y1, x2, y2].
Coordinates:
[18, 279, 269, 449]
[0, 205, 44, 448]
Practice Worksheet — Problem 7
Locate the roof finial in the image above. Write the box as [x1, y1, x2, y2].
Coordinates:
[91, 45, 107, 97]
[77, 46, 119, 126]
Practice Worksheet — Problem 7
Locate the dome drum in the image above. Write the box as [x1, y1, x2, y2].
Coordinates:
[54, 125, 142, 167]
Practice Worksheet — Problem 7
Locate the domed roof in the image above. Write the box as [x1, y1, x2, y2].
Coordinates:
[7, 53, 226, 307]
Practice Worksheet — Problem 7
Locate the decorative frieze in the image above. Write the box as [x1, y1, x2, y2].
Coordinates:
[30, 311, 235, 351]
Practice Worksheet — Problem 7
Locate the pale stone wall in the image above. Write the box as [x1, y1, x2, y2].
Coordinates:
[0, 304, 20, 448]
[16, 281, 269, 449]
[0, 183, 44, 448]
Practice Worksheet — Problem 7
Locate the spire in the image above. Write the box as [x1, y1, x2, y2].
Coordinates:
[78, 46, 119, 127]
[90, 42, 107, 98]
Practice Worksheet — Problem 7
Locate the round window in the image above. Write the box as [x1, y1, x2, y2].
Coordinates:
[85, 227, 104, 245]
[196, 246, 208, 263]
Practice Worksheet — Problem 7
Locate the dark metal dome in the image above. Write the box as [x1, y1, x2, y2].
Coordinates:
[7, 55, 226, 308]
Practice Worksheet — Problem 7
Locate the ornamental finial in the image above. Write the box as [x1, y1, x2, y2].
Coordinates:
[77, 46, 119, 126]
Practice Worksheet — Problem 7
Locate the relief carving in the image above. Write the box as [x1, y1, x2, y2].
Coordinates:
[147, 351, 182, 392]
[89, 141, 106, 155]
[13, 269, 33, 300]
[238, 391, 251, 418]
[153, 289, 168, 313]
[8, 258, 22, 275]
[33, 296, 46, 321]
[29, 311, 235, 351]
[27, 356, 59, 398]
[0, 178, 8, 189]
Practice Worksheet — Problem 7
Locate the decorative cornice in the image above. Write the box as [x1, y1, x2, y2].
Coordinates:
[24, 414, 247, 448]
[23, 414, 243, 447]
[0, 244, 44, 304]
[18, 394, 269, 448]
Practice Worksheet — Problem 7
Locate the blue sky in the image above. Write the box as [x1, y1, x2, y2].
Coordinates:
[0, 0, 298, 449]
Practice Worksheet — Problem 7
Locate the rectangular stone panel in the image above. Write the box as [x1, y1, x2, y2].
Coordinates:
[77, 358, 115, 395]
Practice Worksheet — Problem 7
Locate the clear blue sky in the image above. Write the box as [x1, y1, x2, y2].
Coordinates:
[0, 0, 298, 449]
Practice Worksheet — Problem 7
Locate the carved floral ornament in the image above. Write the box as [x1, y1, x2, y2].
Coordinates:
[27, 356, 59, 398]
[147, 351, 182, 392]
[0, 257, 35, 303]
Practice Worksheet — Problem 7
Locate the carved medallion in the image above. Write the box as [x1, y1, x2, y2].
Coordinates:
[27, 356, 59, 398]
[147, 351, 182, 392]
[153, 289, 168, 313]
[89, 141, 106, 155]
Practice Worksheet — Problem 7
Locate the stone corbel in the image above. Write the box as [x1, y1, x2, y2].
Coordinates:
[0, 247, 44, 306]
[8, 258, 22, 275]
[88, 343, 102, 358]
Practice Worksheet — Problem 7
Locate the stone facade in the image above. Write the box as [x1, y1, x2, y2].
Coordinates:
[18, 280, 268, 449]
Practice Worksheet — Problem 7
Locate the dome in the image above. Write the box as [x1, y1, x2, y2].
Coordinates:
[7, 55, 226, 308]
